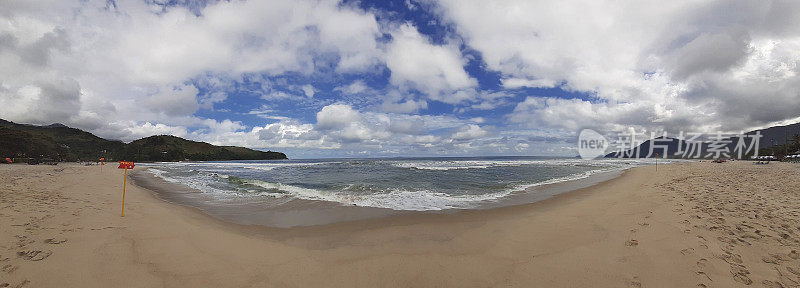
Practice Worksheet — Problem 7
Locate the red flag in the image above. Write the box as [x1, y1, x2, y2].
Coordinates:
[118, 161, 135, 169]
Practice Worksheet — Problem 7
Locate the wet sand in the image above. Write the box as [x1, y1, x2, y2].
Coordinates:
[2, 161, 800, 287]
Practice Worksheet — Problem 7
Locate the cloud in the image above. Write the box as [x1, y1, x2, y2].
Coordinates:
[388, 118, 425, 135]
[334, 80, 369, 95]
[316, 104, 362, 130]
[143, 84, 200, 116]
[451, 124, 489, 141]
[385, 23, 477, 103]
[669, 30, 752, 79]
[0, 0, 383, 140]
[432, 0, 800, 134]
[198, 91, 227, 110]
[501, 78, 558, 89]
[0, 76, 81, 125]
[380, 98, 428, 113]
[301, 84, 316, 98]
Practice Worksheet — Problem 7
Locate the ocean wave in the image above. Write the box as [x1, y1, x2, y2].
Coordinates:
[145, 168, 239, 198]
[148, 161, 337, 171]
[237, 178, 510, 211]
[145, 164, 628, 211]
[507, 167, 619, 191]
[389, 159, 635, 171]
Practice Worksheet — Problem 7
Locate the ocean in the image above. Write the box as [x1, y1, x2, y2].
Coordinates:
[134, 157, 668, 227]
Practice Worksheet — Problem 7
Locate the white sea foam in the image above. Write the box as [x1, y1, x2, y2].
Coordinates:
[239, 178, 510, 211]
[145, 168, 238, 198]
[389, 158, 637, 171]
[146, 166, 627, 211]
[146, 161, 336, 172]
[143, 158, 679, 211]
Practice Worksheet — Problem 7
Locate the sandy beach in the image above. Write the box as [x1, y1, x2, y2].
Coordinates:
[1, 161, 800, 287]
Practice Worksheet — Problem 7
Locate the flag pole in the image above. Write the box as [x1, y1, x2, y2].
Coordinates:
[121, 167, 127, 217]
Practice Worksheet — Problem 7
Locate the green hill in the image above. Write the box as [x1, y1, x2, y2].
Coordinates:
[123, 135, 286, 162]
[0, 119, 287, 162]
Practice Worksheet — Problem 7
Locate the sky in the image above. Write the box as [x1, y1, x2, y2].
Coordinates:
[1, 0, 800, 158]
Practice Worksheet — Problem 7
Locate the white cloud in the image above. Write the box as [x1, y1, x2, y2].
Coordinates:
[316, 104, 362, 130]
[451, 124, 489, 141]
[143, 84, 200, 116]
[301, 84, 316, 98]
[0, 0, 383, 140]
[380, 98, 428, 113]
[385, 23, 477, 103]
[501, 78, 557, 89]
[433, 0, 800, 133]
[100, 121, 189, 141]
[198, 91, 227, 110]
[334, 80, 369, 95]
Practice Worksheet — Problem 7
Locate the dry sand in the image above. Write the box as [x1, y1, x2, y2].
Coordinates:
[1, 161, 800, 287]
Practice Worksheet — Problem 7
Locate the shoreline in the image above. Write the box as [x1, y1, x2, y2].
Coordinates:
[129, 163, 626, 228]
[3, 161, 800, 287]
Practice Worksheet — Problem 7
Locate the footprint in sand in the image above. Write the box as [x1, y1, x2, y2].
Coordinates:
[731, 265, 752, 285]
[762, 254, 784, 264]
[626, 276, 642, 288]
[1, 264, 18, 273]
[625, 239, 639, 247]
[0, 279, 28, 288]
[696, 258, 707, 268]
[43, 237, 66, 244]
[788, 250, 799, 260]
[763, 280, 785, 288]
[696, 271, 712, 281]
[721, 253, 743, 266]
[787, 266, 800, 276]
[17, 250, 52, 261]
[681, 248, 695, 255]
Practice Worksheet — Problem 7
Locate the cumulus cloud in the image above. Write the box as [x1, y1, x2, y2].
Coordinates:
[432, 0, 800, 133]
[0, 0, 383, 140]
[316, 104, 362, 130]
[451, 124, 489, 141]
[385, 23, 477, 103]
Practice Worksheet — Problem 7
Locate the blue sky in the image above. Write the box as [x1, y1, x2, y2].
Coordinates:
[2, 0, 800, 158]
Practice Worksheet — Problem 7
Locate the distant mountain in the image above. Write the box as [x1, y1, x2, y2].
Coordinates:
[742, 122, 800, 147]
[1, 120, 126, 161]
[606, 122, 800, 159]
[123, 135, 286, 162]
[0, 119, 287, 162]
